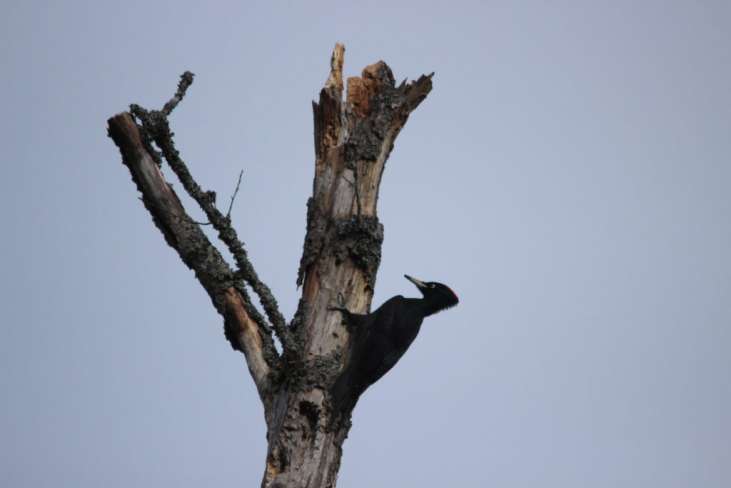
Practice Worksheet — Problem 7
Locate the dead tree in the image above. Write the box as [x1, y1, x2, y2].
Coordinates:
[107, 44, 432, 487]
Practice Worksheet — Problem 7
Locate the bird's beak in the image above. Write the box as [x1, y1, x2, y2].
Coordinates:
[404, 274, 427, 289]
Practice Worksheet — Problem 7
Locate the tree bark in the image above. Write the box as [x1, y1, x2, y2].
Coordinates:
[107, 44, 432, 487]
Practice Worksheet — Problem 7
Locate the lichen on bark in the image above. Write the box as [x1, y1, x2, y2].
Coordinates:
[330, 216, 384, 289]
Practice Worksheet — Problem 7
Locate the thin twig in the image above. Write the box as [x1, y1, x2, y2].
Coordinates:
[226, 170, 244, 219]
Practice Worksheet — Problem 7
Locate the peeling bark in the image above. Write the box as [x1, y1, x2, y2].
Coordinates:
[107, 44, 432, 487]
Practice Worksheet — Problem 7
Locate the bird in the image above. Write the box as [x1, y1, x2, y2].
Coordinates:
[330, 274, 459, 411]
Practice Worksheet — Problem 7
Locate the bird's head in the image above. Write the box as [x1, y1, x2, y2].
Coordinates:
[405, 274, 459, 315]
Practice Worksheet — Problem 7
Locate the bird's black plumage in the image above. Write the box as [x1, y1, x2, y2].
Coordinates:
[331, 274, 459, 410]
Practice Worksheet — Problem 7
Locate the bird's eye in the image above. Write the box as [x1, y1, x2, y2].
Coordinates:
[429, 283, 436, 288]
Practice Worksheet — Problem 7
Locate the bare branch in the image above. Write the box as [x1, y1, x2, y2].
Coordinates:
[162, 71, 195, 116]
[153, 117, 293, 352]
[106, 113, 277, 397]
[129, 84, 296, 356]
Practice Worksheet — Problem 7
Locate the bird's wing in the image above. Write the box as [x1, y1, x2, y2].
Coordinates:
[372, 295, 405, 327]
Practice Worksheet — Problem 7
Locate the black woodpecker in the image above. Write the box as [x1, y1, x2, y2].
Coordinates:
[330, 274, 459, 410]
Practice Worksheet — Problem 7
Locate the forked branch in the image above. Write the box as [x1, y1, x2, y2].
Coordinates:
[130, 103, 294, 354]
[107, 73, 295, 397]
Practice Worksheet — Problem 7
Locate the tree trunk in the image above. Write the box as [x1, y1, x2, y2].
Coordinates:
[107, 44, 432, 487]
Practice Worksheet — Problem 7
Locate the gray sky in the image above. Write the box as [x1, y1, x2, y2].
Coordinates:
[2, 1, 730, 487]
